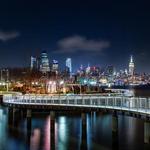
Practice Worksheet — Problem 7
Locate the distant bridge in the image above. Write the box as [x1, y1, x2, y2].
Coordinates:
[2, 94, 150, 117]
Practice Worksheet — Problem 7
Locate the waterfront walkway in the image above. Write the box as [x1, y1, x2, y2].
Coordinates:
[2, 94, 150, 116]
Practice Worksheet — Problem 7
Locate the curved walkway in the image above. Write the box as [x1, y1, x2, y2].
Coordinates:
[2, 94, 150, 116]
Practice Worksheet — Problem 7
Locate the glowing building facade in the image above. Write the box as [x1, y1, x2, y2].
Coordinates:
[40, 51, 50, 73]
[66, 58, 72, 75]
[52, 60, 59, 73]
[129, 55, 135, 76]
[30, 56, 37, 70]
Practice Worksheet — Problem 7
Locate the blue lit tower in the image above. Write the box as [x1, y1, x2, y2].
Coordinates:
[129, 55, 135, 76]
[66, 58, 72, 75]
[30, 56, 37, 70]
[40, 51, 50, 73]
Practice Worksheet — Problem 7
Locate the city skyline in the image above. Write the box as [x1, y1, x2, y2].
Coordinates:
[29, 51, 135, 74]
[0, 1, 150, 72]
[0, 1, 150, 150]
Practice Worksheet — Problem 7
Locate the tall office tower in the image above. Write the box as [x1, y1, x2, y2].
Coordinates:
[129, 55, 135, 76]
[36, 57, 40, 70]
[86, 63, 90, 74]
[52, 60, 59, 72]
[40, 51, 50, 73]
[66, 58, 72, 75]
[30, 56, 37, 70]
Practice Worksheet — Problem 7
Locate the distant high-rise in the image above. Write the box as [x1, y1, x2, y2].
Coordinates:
[30, 56, 37, 70]
[66, 58, 72, 75]
[129, 55, 135, 76]
[40, 51, 50, 73]
[86, 63, 90, 74]
[52, 60, 59, 73]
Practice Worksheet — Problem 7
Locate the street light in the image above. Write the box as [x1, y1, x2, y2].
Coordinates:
[60, 80, 64, 85]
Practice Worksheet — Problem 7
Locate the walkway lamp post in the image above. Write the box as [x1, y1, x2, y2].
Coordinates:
[6, 82, 9, 92]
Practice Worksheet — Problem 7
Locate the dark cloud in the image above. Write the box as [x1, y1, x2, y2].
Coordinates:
[55, 35, 110, 53]
[0, 30, 20, 42]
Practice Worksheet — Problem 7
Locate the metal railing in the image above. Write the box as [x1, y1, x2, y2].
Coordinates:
[3, 94, 150, 115]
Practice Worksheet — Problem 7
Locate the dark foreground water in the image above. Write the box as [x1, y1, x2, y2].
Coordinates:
[0, 89, 150, 150]
[0, 107, 150, 150]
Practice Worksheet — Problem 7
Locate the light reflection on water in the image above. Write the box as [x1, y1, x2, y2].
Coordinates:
[0, 106, 150, 150]
[57, 116, 68, 150]
[30, 128, 41, 150]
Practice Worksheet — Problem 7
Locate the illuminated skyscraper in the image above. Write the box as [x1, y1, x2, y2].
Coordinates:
[129, 55, 135, 76]
[86, 63, 90, 74]
[66, 58, 72, 75]
[52, 60, 59, 73]
[40, 51, 50, 73]
[30, 56, 37, 70]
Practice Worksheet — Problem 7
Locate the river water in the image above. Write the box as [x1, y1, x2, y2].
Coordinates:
[0, 89, 150, 150]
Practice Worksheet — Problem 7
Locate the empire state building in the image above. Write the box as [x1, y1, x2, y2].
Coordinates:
[129, 55, 135, 76]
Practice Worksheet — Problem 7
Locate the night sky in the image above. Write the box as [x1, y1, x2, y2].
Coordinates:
[0, 0, 150, 73]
